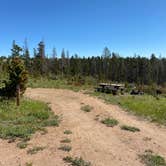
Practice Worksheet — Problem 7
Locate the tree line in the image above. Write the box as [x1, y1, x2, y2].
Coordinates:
[0, 41, 166, 86]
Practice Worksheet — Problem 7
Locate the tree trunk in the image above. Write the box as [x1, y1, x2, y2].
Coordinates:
[16, 84, 20, 106]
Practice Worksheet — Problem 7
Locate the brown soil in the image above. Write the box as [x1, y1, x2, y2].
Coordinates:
[0, 88, 166, 166]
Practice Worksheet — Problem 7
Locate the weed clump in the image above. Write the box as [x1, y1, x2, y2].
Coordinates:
[139, 150, 166, 166]
[64, 130, 72, 135]
[81, 105, 93, 112]
[25, 162, 33, 166]
[101, 118, 119, 127]
[27, 146, 45, 155]
[60, 138, 71, 143]
[120, 125, 140, 132]
[17, 141, 28, 149]
[63, 156, 91, 166]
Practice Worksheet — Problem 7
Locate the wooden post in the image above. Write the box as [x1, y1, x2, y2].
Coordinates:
[16, 84, 20, 106]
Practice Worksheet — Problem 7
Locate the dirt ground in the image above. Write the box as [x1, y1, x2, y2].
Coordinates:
[0, 88, 166, 166]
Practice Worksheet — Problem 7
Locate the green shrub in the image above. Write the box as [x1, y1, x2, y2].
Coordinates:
[64, 130, 72, 135]
[41, 116, 60, 127]
[25, 162, 33, 166]
[27, 146, 45, 155]
[81, 105, 93, 112]
[17, 141, 28, 149]
[139, 150, 166, 166]
[63, 156, 91, 166]
[120, 125, 140, 132]
[101, 118, 119, 127]
[63, 156, 73, 163]
[60, 138, 71, 143]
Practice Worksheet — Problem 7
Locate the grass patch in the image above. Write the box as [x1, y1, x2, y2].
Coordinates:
[90, 92, 166, 125]
[120, 125, 140, 132]
[0, 98, 60, 140]
[26, 162, 33, 166]
[28, 77, 94, 92]
[63, 156, 91, 166]
[81, 105, 93, 112]
[60, 138, 71, 143]
[101, 118, 119, 127]
[64, 130, 72, 135]
[59, 145, 72, 152]
[17, 141, 28, 149]
[27, 146, 45, 155]
[139, 150, 166, 166]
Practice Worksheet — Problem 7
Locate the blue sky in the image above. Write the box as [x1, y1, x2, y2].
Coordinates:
[0, 0, 165, 57]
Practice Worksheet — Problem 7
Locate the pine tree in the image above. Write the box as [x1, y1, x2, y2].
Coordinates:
[102, 47, 111, 80]
[49, 47, 58, 75]
[23, 39, 31, 70]
[39, 41, 47, 75]
[66, 50, 70, 76]
[0, 42, 28, 105]
[33, 41, 46, 75]
[11, 40, 22, 57]
[61, 49, 66, 76]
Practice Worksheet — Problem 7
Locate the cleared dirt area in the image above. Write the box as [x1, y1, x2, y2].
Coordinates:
[0, 88, 166, 166]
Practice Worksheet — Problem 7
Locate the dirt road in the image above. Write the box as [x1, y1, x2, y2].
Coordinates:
[0, 88, 166, 166]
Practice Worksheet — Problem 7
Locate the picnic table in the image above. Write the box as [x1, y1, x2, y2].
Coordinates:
[95, 83, 125, 95]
